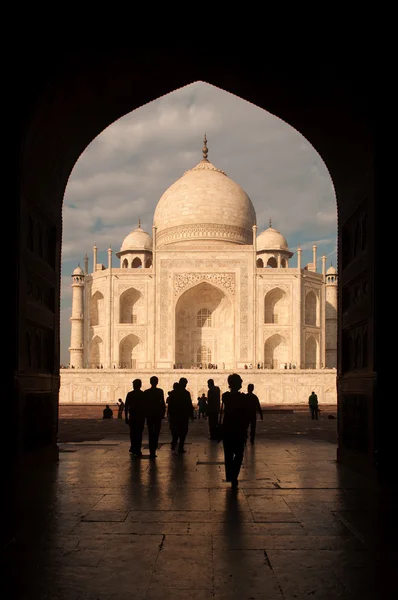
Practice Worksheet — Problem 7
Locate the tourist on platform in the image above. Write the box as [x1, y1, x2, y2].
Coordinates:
[144, 376, 166, 457]
[125, 380, 146, 456]
[207, 378, 221, 440]
[308, 391, 319, 420]
[246, 383, 263, 444]
[116, 398, 125, 419]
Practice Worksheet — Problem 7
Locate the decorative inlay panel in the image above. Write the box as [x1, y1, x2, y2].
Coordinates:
[263, 329, 291, 342]
[340, 394, 368, 453]
[174, 273, 235, 297]
[342, 273, 369, 316]
[27, 208, 56, 269]
[26, 324, 54, 371]
[117, 283, 146, 295]
[118, 328, 146, 342]
[342, 322, 368, 372]
[27, 272, 55, 312]
[342, 200, 368, 269]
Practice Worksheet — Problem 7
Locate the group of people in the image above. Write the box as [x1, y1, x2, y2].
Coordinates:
[119, 374, 264, 488]
[105, 381, 320, 487]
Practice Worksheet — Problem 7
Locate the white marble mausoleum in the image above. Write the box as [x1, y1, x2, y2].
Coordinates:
[60, 137, 337, 405]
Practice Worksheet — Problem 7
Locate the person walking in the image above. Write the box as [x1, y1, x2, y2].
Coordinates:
[124, 379, 146, 456]
[144, 376, 166, 458]
[197, 393, 207, 419]
[308, 391, 319, 420]
[220, 373, 250, 488]
[246, 383, 263, 444]
[207, 378, 221, 440]
[167, 377, 194, 454]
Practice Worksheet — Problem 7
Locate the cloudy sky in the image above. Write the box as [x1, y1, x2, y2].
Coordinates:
[60, 81, 337, 365]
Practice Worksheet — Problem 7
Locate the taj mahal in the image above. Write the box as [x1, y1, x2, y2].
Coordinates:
[60, 137, 338, 405]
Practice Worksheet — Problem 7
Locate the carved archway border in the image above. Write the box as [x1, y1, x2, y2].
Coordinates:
[160, 259, 248, 360]
[174, 273, 235, 301]
[263, 329, 291, 344]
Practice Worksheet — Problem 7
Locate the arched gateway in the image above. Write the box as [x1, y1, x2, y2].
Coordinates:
[12, 50, 384, 511]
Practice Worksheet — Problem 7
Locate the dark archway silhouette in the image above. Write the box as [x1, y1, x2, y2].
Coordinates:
[10, 52, 382, 555]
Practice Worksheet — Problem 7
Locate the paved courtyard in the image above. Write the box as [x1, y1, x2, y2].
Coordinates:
[5, 406, 397, 599]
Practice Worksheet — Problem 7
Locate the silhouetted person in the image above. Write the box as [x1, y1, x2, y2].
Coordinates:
[221, 373, 250, 488]
[125, 379, 145, 456]
[246, 383, 263, 444]
[103, 404, 113, 419]
[144, 376, 166, 457]
[197, 393, 207, 419]
[167, 377, 194, 454]
[308, 391, 319, 420]
[117, 398, 125, 419]
[207, 378, 221, 440]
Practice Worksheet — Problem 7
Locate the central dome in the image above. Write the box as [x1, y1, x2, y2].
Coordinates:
[153, 138, 256, 247]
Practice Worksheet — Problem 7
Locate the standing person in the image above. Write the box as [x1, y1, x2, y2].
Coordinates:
[221, 373, 250, 488]
[246, 383, 263, 444]
[116, 398, 125, 419]
[144, 376, 166, 458]
[308, 391, 319, 420]
[197, 393, 207, 419]
[207, 378, 221, 440]
[167, 377, 194, 454]
[124, 379, 146, 456]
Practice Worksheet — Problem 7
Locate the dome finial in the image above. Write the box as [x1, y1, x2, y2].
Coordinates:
[269, 218, 272, 228]
[138, 218, 141, 228]
[202, 134, 209, 161]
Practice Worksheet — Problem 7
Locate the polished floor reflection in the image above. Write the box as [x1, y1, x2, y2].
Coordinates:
[5, 412, 397, 599]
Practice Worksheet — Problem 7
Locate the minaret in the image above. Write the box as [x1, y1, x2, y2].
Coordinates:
[69, 264, 85, 368]
[297, 245, 302, 270]
[93, 244, 98, 273]
[312, 244, 317, 272]
[321, 255, 327, 277]
[325, 263, 338, 368]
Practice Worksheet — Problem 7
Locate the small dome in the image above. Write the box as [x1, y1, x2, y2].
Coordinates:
[120, 224, 152, 252]
[72, 265, 84, 276]
[327, 265, 337, 274]
[257, 225, 289, 251]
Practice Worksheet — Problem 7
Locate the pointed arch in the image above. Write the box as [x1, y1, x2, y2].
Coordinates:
[256, 258, 264, 268]
[119, 333, 142, 369]
[90, 335, 104, 368]
[264, 288, 289, 325]
[264, 333, 287, 369]
[175, 281, 233, 368]
[267, 256, 277, 268]
[305, 290, 317, 325]
[305, 335, 317, 368]
[119, 287, 143, 324]
[132, 257, 142, 268]
[90, 290, 104, 326]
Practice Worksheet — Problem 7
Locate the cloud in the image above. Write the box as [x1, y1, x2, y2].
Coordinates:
[60, 82, 337, 364]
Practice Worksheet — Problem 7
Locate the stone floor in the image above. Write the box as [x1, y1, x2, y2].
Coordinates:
[5, 409, 397, 599]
